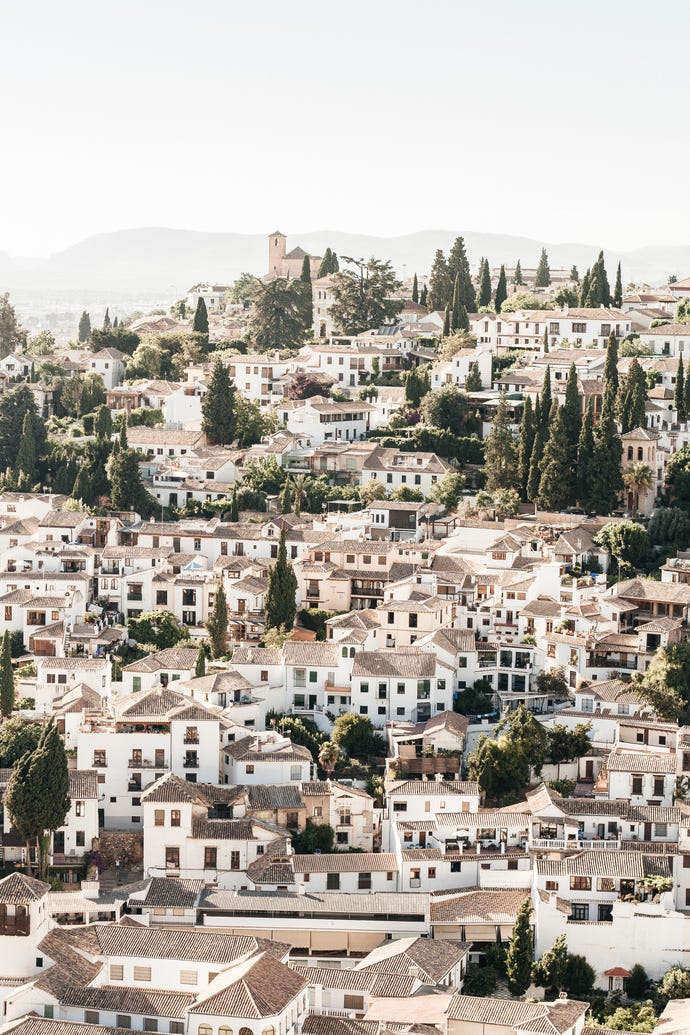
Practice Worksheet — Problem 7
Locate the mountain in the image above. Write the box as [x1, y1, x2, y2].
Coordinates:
[1, 227, 689, 298]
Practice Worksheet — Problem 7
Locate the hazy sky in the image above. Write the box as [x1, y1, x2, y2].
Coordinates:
[2, 0, 688, 256]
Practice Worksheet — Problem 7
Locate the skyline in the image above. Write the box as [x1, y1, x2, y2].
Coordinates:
[2, 0, 689, 257]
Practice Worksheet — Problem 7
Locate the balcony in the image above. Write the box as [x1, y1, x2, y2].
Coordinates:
[126, 593, 143, 602]
[183, 735, 199, 744]
[183, 758, 199, 768]
[128, 758, 166, 768]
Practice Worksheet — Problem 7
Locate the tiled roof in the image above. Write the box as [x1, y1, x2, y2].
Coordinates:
[353, 650, 438, 679]
[248, 785, 305, 811]
[447, 995, 588, 1032]
[536, 850, 673, 878]
[140, 772, 210, 804]
[388, 779, 480, 797]
[200, 888, 429, 916]
[231, 647, 283, 666]
[282, 642, 341, 666]
[0, 871, 49, 903]
[136, 878, 204, 909]
[95, 923, 288, 963]
[69, 770, 99, 798]
[55, 984, 195, 1018]
[356, 936, 468, 983]
[122, 647, 200, 673]
[606, 751, 676, 773]
[191, 818, 256, 840]
[189, 951, 305, 1018]
[430, 888, 529, 924]
[294, 853, 396, 873]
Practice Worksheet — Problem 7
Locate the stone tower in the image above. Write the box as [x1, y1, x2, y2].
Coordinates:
[268, 231, 287, 277]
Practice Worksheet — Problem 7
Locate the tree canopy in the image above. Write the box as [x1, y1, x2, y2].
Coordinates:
[329, 257, 403, 335]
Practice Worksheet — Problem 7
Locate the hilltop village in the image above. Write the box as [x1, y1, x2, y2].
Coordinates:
[2, 235, 690, 1035]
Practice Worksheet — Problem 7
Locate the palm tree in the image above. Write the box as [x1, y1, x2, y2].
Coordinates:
[292, 474, 307, 517]
[318, 740, 340, 776]
[623, 462, 653, 518]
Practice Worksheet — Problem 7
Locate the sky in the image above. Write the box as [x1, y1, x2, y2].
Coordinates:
[1, 0, 689, 257]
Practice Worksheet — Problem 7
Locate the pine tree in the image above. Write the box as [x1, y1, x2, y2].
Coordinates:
[71, 465, 92, 503]
[484, 394, 518, 492]
[205, 582, 228, 659]
[202, 359, 237, 445]
[576, 401, 595, 509]
[108, 447, 146, 512]
[676, 357, 687, 422]
[514, 260, 523, 286]
[103, 307, 111, 331]
[613, 262, 623, 309]
[443, 305, 451, 337]
[447, 236, 476, 310]
[517, 396, 535, 499]
[195, 645, 206, 678]
[477, 259, 492, 307]
[15, 411, 37, 483]
[411, 273, 419, 304]
[0, 631, 14, 717]
[505, 898, 534, 995]
[465, 361, 482, 392]
[78, 311, 91, 343]
[527, 430, 544, 503]
[537, 408, 574, 510]
[590, 413, 623, 515]
[494, 264, 508, 313]
[229, 483, 239, 522]
[193, 297, 209, 335]
[535, 248, 551, 287]
[264, 529, 297, 632]
[540, 366, 552, 434]
[563, 362, 581, 454]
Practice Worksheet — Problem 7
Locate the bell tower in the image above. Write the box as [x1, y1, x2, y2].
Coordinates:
[268, 230, 287, 277]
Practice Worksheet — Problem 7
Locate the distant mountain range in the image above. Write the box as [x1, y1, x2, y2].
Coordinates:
[1, 227, 689, 300]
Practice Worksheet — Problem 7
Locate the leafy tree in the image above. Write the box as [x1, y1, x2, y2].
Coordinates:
[26, 330, 55, 356]
[360, 478, 387, 504]
[494, 264, 508, 313]
[636, 642, 690, 721]
[465, 361, 482, 392]
[202, 359, 237, 445]
[428, 250, 452, 311]
[463, 963, 498, 996]
[505, 898, 533, 995]
[500, 290, 544, 312]
[537, 408, 574, 510]
[595, 521, 649, 568]
[193, 297, 209, 335]
[127, 610, 188, 650]
[403, 366, 431, 408]
[78, 311, 91, 343]
[390, 485, 424, 502]
[291, 818, 335, 853]
[447, 236, 476, 311]
[563, 954, 595, 997]
[0, 631, 14, 717]
[329, 257, 402, 335]
[513, 260, 523, 285]
[429, 471, 465, 510]
[332, 712, 384, 759]
[547, 722, 591, 766]
[6, 720, 70, 878]
[535, 668, 569, 697]
[613, 261, 623, 308]
[656, 966, 690, 1010]
[552, 287, 579, 307]
[90, 326, 140, 355]
[0, 386, 44, 473]
[107, 446, 150, 513]
[535, 248, 551, 288]
[484, 394, 518, 493]
[627, 964, 651, 1000]
[126, 342, 164, 380]
[318, 740, 341, 775]
[265, 530, 297, 632]
[648, 506, 690, 553]
[468, 705, 547, 798]
[205, 582, 228, 659]
[532, 934, 568, 993]
[195, 645, 206, 678]
[15, 411, 38, 484]
[477, 258, 492, 307]
[421, 384, 474, 436]
[0, 718, 42, 767]
[235, 395, 268, 449]
[249, 277, 310, 349]
[603, 1002, 657, 1033]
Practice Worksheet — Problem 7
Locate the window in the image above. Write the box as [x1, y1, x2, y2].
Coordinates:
[409, 612, 418, 628]
[343, 995, 365, 1011]
[655, 823, 668, 837]
[180, 970, 198, 986]
[326, 872, 340, 890]
[144, 1022, 158, 1033]
[571, 903, 589, 921]
[85, 1012, 100, 1025]
[133, 966, 151, 981]
[570, 876, 591, 890]
[654, 777, 665, 797]
[93, 750, 106, 767]
[632, 776, 643, 795]
[165, 847, 180, 869]
[204, 846, 217, 868]
[110, 964, 124, 980]
[170, 1025, 184, 1035]
[76, 831, 85, 847]
[171, 810, 181, 827]
[230, 851, 240, 870]
[358, 872, 371, 890]
[116, 1017, 131, 1029]
[75, 800, 85, 817]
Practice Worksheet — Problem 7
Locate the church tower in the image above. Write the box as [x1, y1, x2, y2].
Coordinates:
[268, 231, 287, 277]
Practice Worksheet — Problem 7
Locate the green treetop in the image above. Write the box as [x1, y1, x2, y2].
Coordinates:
[506, 898, 534, 995]
[477, 258, 492, 307]
[205, 582, 228, 659]
[535, 248, 551, 287]
[484, 393, 518, 493]
[264, 529, 298, 632]
[537, 408, 575, 510]
[202, 358, 237, 445]
[193, 297, 209, 335]
[494, 264, 508, 312]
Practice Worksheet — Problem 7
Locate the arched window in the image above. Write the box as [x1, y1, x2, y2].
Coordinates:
[239, 1028, 253, 1035]
[350, 647, 355, 658]
[219, 1027, 233, 1035]
[342, 647, 348, 658]
[637, 447, 643, 460]
[627, 446, 633, 460]
[198, 1025, 213, 1035]
[261, 1028, 275, 1035]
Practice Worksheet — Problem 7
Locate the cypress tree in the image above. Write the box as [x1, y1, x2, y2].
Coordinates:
[193, 297, 209, 335]
[195, 645, 206, 678]
[330, 252, 339, 273]
[15, 411, 37, 483]
[78, 311, 91, 343]
[527, 430, 544, 503]
[94, 404, 113, 442]
[452, 274, 462, 330]
[563, 362, 581, 454]
[494, 264, 508, 313]
[628, 381, 647, 431]
[465, 361, 482, 392]
[576, 401, 595, 510]
[543, 327, 549, 354]
[280, 478, 292, 514]
[119, 413, 128, 449]
[108, 447, 146, 512]
[506, 898, 534, 996]
[0, 631, 14, 717]
[590, 413, 623, 515]
[443, 305, 451, 337]
[229, 483, 239, 522]
[540, 365, 552, 434]
[601, 331, 619, 422]
[514, 260, 523, 286]
[676, 356, 687, 422]
[613, 262, 623, 309]
[447, 236, 476, 310]
[429, 250, 452, 310]
[412, 273, 419, 304]
[484, 393, 518, 492]
[300, 254, 312, 286]
[477, 259, 492, 307]
[205, 582, 228, 659]
[318, 249, 332, 278]
[517, 395, 535, 499]
[570, 265, 579, 283]
[597, 250, 611, 307]
[685, 365, 690, 422]
[103, 307, 111, 331]
[419, 284, 428, 307]
[579, 269, 591, 306]
[537, 409, 574, 510]
[264, 529, 298, 632]
[71, 465, 92, 503]
[202, 359, 237, 445]
[585, 268, 602, 307]
[535, 248, 551, 288]
[113, 316, 119, 329]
